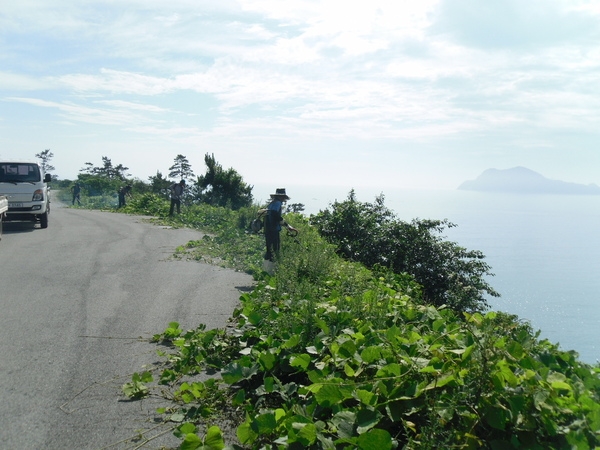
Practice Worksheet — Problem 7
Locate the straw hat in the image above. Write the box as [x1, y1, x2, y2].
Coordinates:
[270, 188, 290, 200]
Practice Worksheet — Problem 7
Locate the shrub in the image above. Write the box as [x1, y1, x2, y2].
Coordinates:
[310, 190, 498, 313]
[124, 193, 169, 216]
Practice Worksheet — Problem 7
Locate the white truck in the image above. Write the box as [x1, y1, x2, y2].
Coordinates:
[0, 195, 7, 239]
[0, 161, 52, 229]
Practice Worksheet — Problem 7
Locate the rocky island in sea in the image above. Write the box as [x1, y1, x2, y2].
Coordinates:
[458, 166, 600, 195]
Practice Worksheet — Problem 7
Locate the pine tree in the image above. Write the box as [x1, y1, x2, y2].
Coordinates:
[36, 149, 55, 173]
[195, 153, 253, 210]
[81, 156, 128, 180]
[168, 154, 195, 182]
[148, 171, 171, 198]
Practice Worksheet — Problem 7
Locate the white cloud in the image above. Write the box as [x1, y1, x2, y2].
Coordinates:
[0, 72, 54, 91]
[432, 0, 599, 49]
[6, 96, 163, 127]
[1, 0, 600, 187]
[61, 70, 170, 95]
[94, 100, 169, 112]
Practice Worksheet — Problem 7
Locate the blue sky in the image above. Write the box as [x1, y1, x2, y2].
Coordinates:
[1, 0, 599, 192]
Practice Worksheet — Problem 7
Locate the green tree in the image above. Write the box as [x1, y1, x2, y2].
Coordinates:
[168, 154, 195, 183]
[288, 203, 305, 213]
[194, 153, 253, 210]
[148, 170, 171, 199]
[311, 191, 498, 313]
[75, 173, 118, 197]
[77, 156, 130, 198]
[36, 149, 55, 173]
[129, 178, 152, 196]
[81, 156, 129, 180]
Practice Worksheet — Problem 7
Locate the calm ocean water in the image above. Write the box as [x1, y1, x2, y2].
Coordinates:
[255, 184, 600, 365]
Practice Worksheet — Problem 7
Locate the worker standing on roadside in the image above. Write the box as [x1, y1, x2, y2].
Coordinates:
[71, 182, 81, 205]
[118, 184, 132, 208]
[263, 188, 298, 262]
[169, 180, 186, 216]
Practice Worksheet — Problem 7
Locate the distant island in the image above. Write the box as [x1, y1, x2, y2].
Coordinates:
[458, 167, 600, 195]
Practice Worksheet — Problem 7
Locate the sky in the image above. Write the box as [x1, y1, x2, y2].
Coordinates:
[1, 0, 600, 195]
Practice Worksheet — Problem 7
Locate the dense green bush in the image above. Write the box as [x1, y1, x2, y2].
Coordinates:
[124, 192, 170, 216]
[310, 191, 498, 313]
[76, 172, 124, 197]
[194, 153, 254, 210]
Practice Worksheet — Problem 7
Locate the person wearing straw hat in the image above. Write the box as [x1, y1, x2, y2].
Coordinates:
[264, 188, 298, 262]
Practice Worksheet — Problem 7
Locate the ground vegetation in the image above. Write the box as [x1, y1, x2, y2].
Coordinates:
[115, 196, 599, 450]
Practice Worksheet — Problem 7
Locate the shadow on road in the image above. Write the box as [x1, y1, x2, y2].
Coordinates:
[1, 221, 40, 234]
[236, 285, 254, 292]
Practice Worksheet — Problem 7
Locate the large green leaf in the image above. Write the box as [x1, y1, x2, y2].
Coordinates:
[314, 383, 353, 406]
[356, 389, 377, 406]
[295, 422, 318, 446]
[331, 411, 356, 439]
[290, 353, 312, 371]
[253, 412, 277, 434]
[484, 405, 510, 431]
[547, 372, 573, 392]
[338, 339, 357, 358]
[221, 362, 258, 385]
[356, 408, 382, 434]
[203, 426, 225, 450]
[282, 334, 301, 349]
[236, 421, 257, 445]
[376, 363, 401, 378]
[180, 433, 202, 450]
[258, 351, 276, 370]
[179, 423, 196, 435]
[315, 317, 330, 333]
[425, 373, 456, 390]
[360, 346, 382, 364]
[246, 310, 263, 326]
[357, 428, 392, 450]
[493, 359, 518, 388]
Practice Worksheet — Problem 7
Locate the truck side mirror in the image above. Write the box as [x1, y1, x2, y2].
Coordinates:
[44, 174, 52, 182]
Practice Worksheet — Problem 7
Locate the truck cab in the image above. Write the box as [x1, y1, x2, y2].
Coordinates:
[0, 161, 52, 229]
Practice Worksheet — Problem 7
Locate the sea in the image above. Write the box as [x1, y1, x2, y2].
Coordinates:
[255, 184, 600, 365]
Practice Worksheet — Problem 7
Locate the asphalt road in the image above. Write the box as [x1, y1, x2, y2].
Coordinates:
[0, 202, 254, 449]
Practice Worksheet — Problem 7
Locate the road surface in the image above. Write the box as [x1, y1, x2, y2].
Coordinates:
[0, 203, 254, 449]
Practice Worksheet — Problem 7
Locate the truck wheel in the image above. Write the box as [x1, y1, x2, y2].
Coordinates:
[40, 211, 49, 229]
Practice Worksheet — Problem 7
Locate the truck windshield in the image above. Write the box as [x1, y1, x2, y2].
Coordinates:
[0, 163, 41, 182]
